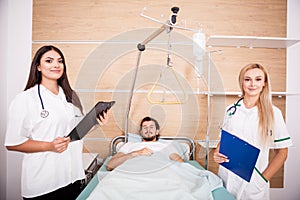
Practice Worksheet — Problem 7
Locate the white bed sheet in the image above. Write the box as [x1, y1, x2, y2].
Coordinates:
[87, 152, 223, 200]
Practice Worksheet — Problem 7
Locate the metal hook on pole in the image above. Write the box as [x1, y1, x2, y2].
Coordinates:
[137, 6, 180, 51]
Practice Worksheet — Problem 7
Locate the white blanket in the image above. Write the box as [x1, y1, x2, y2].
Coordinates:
[87, 153, 223, 200]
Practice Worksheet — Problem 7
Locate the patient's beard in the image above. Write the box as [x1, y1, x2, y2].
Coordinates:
[142, 135, 156, 141]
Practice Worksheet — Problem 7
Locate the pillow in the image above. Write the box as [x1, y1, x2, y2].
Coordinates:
[117, 133, 191, 160]
[127, 133, 142, 142]
[115, 133, 141, 152]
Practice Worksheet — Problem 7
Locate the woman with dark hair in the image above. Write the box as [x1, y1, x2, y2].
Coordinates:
[213, 63, 292, 199]
[5, 45, 108, 199]
[24, 45, 83, 113]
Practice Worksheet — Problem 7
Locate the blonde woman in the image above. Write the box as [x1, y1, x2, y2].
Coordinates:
[213, 63, 292, 199]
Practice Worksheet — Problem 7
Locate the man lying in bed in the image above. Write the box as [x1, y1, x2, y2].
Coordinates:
[85, 117, 228, 200]
[106, 116, 183, 171]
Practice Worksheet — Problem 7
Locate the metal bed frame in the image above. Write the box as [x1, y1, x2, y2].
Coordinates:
[109, 135, 195, 160]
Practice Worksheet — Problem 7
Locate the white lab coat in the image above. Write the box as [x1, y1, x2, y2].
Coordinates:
[219, 99, 292, 200]
[5, 85, 86, 198]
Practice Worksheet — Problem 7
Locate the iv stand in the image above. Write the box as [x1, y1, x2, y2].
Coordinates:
[124, 7, 179, 141]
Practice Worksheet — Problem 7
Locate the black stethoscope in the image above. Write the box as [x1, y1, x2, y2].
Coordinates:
[226, 97, 244, 116]
[38, 84, 49, 118]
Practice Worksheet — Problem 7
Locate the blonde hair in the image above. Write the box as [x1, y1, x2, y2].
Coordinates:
[238, 63, 274, 147]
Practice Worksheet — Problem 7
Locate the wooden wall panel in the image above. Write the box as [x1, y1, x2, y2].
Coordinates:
[209, 47, 287, 92]
[33, 0, 286, 40]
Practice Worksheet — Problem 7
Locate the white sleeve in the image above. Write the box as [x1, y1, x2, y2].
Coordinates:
[273, 106, 293, 148]
[221, 105, 231, 133]
[5, 94, 31, 146]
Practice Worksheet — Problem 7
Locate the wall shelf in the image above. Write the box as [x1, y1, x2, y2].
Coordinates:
[206, 35, 300, 49]
[75, 89, 299, 97]
[208, 91, 299, 97]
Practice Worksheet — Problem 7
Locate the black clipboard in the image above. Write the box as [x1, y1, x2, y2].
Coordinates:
[219, 129, 260, 182]
[67, 101, 115, 141]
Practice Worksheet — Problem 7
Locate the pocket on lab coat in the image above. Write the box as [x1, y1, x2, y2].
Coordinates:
[242, 170, 269, 200]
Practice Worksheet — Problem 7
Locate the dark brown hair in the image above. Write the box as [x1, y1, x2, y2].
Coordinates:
[24, 45, 83, 113]
[139, 116, 160, 140]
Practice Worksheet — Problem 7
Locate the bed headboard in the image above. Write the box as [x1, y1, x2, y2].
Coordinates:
[110, 135, 195, 160]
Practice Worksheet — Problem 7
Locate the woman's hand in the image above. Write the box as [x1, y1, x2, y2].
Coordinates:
[97, 111, 109, 126]
[213, 151, 229, 163]
[213, 143, 229, 163]
[51, 137, 70, 153]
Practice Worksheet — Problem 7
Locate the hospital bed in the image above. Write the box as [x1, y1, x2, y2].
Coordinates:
[77, 135, 236, 200]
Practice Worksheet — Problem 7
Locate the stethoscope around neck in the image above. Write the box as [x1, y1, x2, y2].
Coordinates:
[226, 97, 244, 116]
[38, 84, 49, 118]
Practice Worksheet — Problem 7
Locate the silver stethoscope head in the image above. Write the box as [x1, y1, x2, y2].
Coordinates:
[38, 84, 49, 118]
